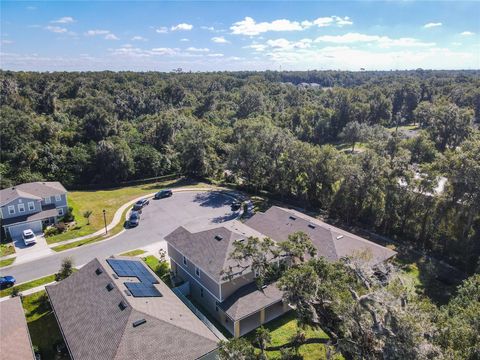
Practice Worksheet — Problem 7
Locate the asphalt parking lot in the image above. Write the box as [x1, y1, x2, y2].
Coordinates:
[1, 191, 238, 283]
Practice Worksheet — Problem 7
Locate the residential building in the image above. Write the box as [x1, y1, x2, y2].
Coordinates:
[46, 257, 219, 360]
[165, 207, 396, 337]
[0, 297, 35, 360]
[165, 221, 288, 338]
[0, 181, 68, 240]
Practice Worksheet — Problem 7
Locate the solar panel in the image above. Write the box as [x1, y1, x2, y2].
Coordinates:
[106, 259, 161, 298]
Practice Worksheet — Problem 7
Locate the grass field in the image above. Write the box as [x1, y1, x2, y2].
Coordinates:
[0, 257, 15, 268]
[119, 249, 146, 256]
[22, 291, 69, 360]
[46, 177, 207, 244]
[0, 274, 56, 298]
[0, 243, 15, 257]
[245, 312, 343, 360]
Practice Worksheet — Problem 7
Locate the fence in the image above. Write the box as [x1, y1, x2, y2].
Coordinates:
[172, 283, 227, 341]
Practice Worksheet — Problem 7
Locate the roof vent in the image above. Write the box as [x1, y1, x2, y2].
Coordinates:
[261, 284, 267, 290]
[119, 301, 128, 311]
[112, 273, 119, 279]
[289, 216, 297, 221]
[95, 268, 103, 275]
[132, 319, 147, 328]
[308, 224, 316, 229]
[215, 235, 223, 241]
[106, 283, 114, 291]
[124, 289, 132, 296]
[237, 238, 245, 243]
[336, 235, 344, 240]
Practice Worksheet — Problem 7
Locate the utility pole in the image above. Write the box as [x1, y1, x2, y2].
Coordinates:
[103, 209, 107, 235]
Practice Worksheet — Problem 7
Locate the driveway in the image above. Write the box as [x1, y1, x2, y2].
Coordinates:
[13, 234, 54, 264]
[0, 191, 238, 283]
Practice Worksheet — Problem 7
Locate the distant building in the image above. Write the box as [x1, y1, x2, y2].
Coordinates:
[46, 257, 219, 360]
[0, 297, 35, 360]
[165, 207, 396, 337]
[0, 182, 68, 240]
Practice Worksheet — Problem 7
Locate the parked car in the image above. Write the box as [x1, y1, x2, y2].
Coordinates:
[231, 201, 242, 211]
[133, 198, 150, 211]
[154, 189, 173, 199]
[128, 211, 140, 227]
[0, 276, 16, 289]
[22, 229, 37, 246]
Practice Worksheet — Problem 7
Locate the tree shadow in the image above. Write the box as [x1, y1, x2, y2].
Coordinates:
[211, 212, 239, 224]
[193, 191, 233, 208]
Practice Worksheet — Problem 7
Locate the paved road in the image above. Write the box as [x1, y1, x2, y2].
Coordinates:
[1, 191, 237, 283]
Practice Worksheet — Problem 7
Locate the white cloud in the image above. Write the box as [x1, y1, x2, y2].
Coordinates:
[171, 23, 193, 31]
[231, 16, 352, 35]
[460, 31, 475, 36]
[266, 38, 312, 50]
[151, 47, 179, 55]
[85, 30, 110, 36]
[180, 38, 190, 42]
[211, 36, 230, 44]
[1, 39, 14, 44]
[85, 30, 119, 40]
[131, 36, 147, 41]
[423, 22, 442, 28]
[105, 34, 119, 40]
[155, 27, 168, 34]
[186, 47, 210, 52]
[201, 26, 215, 31]
[315, 33, 435, 47]
[208, 53, 224, 57]
[45, 25, 68, 33]
[51, 16, 75, 24]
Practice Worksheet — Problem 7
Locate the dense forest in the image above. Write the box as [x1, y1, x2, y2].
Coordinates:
[1, 70, 479, 275]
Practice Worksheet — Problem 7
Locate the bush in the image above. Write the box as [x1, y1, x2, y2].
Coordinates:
[62, 207, 75, 222]
[44, 227, 60, 237]
[55, 258, 74, 281]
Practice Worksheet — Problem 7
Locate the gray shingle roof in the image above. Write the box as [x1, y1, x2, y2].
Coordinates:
[0, 181, 67, 207]
[0, 297, 35, 360]
[218, 282, 283, 321]
[164, 221, 264, 282]
[1, 207, 59, 226]
[246, 206, 396, 265]
[46, 257, 218, 360]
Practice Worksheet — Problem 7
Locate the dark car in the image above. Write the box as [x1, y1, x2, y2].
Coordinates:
[133, 198, 150, 211]
[231, 200, 242, 211]
[128, 211, 140, 227]
[0, 276, 16, 289]
[154, 189, 173, 199]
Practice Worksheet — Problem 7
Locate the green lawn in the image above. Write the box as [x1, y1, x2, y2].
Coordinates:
[0, 274, 56, 298]
[51, 205, 132, 252]
[0, 243, 15, 257]
[22, 291, 70, 360]
[245, 312, 343, 360]
[0, 257, 15, 268]
[119, 249, 146, 257]
[143, 255, 172, 287]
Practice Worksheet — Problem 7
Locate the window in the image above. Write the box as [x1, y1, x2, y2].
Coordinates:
[183, 256, 187, 265]
[8, 206, 15, 215]
[58, 208, 64, 216]
[195, 267, 200, 277]
[55, 194, 61, 202]
[45, 197, 51, 204]
[28, 202, 35, 211]
[200, 288, 204, 298]
[18, 203, 25, 213]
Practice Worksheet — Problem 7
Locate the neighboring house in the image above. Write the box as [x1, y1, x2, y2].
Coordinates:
[246, 206, 397, 266]
[165, 207, 396, 338]
[0, 297, 35, 360]
[46, 257, 219, 360]
[0, 181, 68, 240]
[165, 221, 288, 338]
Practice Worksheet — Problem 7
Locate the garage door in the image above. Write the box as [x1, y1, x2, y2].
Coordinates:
[8, 221, 43, 240]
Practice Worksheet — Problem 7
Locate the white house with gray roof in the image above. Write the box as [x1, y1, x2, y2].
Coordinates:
[0, 181, 68, 240]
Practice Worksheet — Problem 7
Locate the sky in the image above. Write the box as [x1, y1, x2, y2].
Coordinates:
[1, 1, 479, 72]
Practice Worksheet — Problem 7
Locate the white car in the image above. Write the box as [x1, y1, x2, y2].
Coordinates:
[22, 229, 37, 246]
